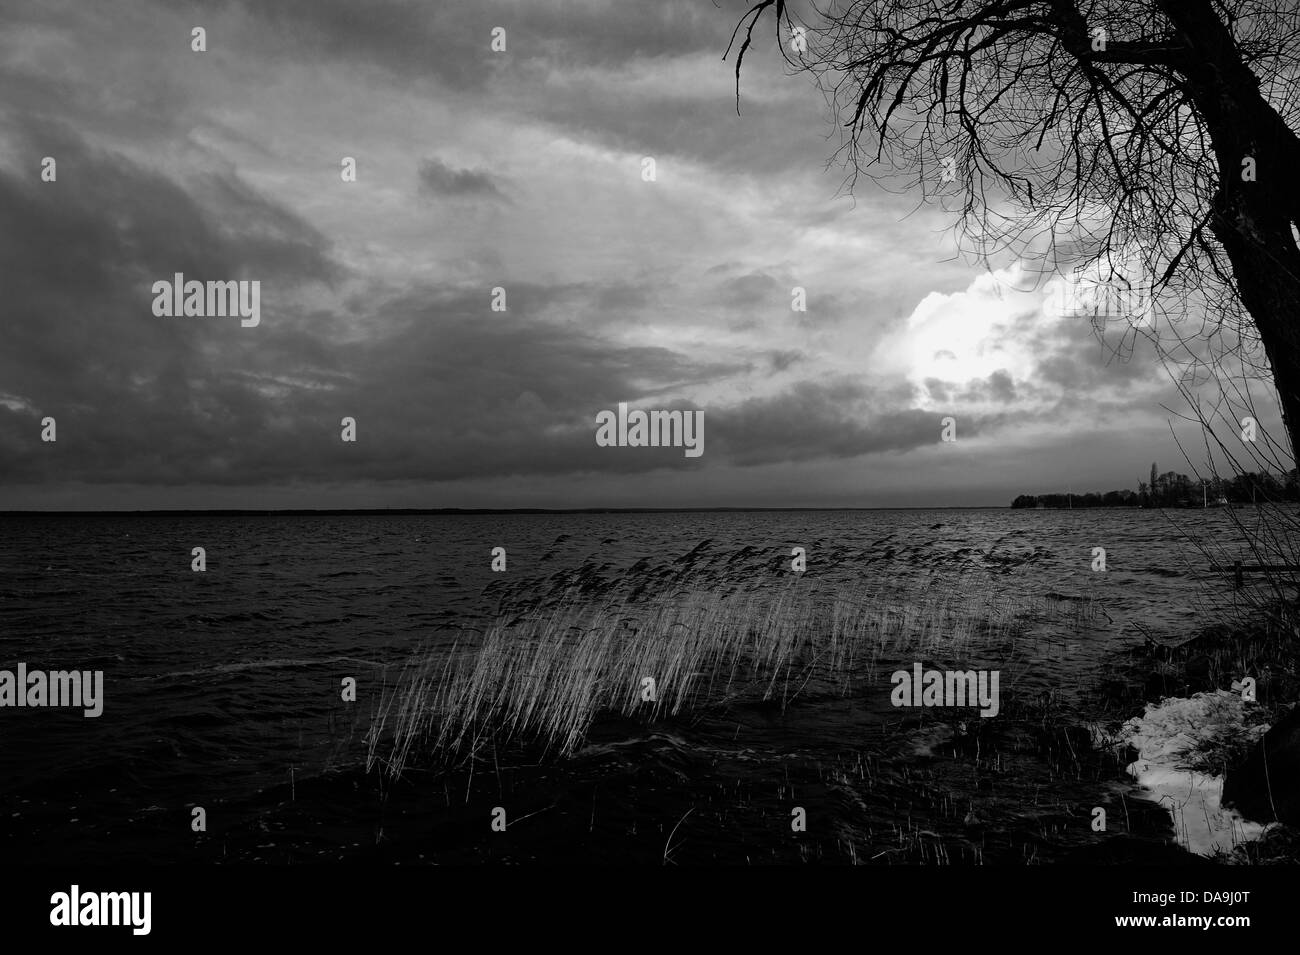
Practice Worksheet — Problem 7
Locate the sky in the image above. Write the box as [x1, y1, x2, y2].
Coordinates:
[0, 0, 1281, 509]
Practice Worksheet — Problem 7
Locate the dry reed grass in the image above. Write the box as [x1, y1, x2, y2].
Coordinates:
[365, 577, 1093, 778]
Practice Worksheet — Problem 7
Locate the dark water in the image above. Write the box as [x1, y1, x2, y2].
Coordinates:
[0, 510, 1252, 863]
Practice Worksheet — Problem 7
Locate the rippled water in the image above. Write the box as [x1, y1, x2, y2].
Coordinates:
[0, 509, 1255, 863]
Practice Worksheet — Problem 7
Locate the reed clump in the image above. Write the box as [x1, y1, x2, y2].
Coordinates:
[365, 578, 1079, 778]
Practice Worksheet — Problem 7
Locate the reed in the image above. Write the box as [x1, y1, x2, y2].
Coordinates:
[365, 576, 1080, 778]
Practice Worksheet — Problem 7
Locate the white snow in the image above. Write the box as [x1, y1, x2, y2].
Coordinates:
[1118, 690, 1269, 856]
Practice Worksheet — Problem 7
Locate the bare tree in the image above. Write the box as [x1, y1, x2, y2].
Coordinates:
[729, 0, 1300, 458]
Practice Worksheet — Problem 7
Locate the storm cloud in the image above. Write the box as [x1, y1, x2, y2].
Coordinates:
[0, 0, 1245, 508]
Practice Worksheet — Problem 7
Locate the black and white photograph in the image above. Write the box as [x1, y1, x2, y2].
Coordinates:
[1, 0, 1295, 937]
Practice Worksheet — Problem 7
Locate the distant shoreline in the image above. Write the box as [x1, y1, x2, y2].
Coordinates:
[0, 506, 1019, 516]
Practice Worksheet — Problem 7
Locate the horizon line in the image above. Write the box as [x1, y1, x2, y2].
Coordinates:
[0, 505, 1019, 515]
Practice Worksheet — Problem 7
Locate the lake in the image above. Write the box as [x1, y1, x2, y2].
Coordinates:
[0, 509, 1253, 863]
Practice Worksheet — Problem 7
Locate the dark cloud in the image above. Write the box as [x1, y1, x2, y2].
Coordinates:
[768, 350, 804, 373]
[592, 283, 653, 313]
[0, 166, 757, 489]
[2, 120, 331, 322]
[0, 118, 335, 485]
[988, 369, 1017, 402]
[709, 270, 860, 329]
[1029, 313, 1158, 395]
[416, 158, 508, 202]
[716, 271, 783, 308]
[954, 369, 1018, 403]
[923, 378, 950, 403]
[706, 379, 989, 467]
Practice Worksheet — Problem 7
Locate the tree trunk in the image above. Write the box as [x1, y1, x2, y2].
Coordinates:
[1156, 0, 1300, 457]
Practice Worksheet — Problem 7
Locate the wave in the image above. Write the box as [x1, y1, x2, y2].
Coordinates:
[138, 656, 389, 681]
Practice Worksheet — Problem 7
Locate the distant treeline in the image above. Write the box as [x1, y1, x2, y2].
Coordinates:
[1011, 464, 1300, 508]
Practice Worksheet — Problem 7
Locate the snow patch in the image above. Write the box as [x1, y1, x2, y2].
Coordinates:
[1118, 690, 1269, 856]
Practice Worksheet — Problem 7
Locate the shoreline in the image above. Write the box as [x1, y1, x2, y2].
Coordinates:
[1106, 604, 1300, 862]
